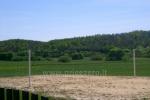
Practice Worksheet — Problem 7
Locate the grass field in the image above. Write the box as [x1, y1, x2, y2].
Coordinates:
[0, 58, 150, 77]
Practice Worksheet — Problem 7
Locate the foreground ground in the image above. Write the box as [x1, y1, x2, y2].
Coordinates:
[0, 75, 150, 100]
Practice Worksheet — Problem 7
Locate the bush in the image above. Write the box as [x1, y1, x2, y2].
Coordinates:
[72, 53, 84, 60]
[58, 56, 71, 63]
[145, 49, 150, 58]
[46, 57, 53, 61]
[106, 48, 124, 61]
[0, 52, 13, 61]
[17, 51, 27, 56]
[91, 55, 103, 61]
[122, 54, 130, 61]
[31, 56, 44, 61]
[12, 56, 27, 61]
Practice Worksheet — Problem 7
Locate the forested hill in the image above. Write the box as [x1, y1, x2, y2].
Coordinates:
[0, 30, 150, 61]
[0, 39, 46, 52]
[48, 30, 150, 51]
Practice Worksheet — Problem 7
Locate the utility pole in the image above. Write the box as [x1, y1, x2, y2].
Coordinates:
[28, 49, 31, 87]
[133, 49, 136, 77]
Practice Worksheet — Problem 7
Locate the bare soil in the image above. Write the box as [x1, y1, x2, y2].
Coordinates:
[0, 75, 150, 100]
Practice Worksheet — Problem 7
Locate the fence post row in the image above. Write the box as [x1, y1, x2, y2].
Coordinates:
[0, 88, 5, 100]
[0, 88, 49, 100]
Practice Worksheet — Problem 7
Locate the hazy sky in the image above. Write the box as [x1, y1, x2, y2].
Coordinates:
[0, 0, 150, 41]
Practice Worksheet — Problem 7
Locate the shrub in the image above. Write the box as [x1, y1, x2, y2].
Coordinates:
[145, 49, 150, 58]
[91, 55, 103, 61]
[46, 57, 53, 61]
[17, 51, 27, 56]
[31, 56, 44, 61]
[106, 48, 125, 61]
[12, 56, 26, 61]
[58, 56, 71, 63]
[122, 54, 130, 61]
[0, 52, 13, 61]
[72, 53, 84, 60]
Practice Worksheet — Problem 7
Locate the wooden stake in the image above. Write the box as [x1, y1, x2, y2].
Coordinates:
[28, 49, 31, 87]
[133, 49, 136, 77]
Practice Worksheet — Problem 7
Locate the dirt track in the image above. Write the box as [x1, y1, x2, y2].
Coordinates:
[0, 75, 150, 100]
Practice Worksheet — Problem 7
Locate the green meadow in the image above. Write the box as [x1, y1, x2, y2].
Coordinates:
[0, 58, 150, 77]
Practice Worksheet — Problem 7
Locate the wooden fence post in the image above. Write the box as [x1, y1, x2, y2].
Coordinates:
[0, 88, 51, 100]
[41, 96, 49, 100]
[13, 89, 20, 100]
[31, 93, 38, 100]
[0, 88, 5, 100]
[22, 91, 29, 100]
[6, 89, 13, 100]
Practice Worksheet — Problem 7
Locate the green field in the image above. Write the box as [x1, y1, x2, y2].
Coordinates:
[0, 58, 150, 77]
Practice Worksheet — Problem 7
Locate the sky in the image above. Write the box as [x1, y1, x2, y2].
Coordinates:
[0, 0, 150, 41]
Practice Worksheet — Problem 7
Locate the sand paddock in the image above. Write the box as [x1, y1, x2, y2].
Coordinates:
[0, 75, 150, 100]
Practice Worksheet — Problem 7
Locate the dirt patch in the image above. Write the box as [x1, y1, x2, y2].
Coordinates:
[0, 75, 150, 100]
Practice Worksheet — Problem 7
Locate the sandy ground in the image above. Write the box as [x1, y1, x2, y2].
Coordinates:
[0, 75, 150, 100]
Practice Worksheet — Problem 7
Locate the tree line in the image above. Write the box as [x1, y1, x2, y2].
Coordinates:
[0, 30, 150, 61]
